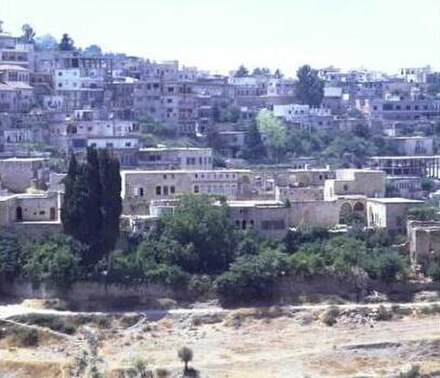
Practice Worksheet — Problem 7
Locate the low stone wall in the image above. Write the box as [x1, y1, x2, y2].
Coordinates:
[1, 280, 191, 310]
[5, 222, 62, 239]
[2, 277, 440, 309]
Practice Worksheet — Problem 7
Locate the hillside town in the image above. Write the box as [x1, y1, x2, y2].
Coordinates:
[0, 21, 440, 274]
[0, 4, 439, 376]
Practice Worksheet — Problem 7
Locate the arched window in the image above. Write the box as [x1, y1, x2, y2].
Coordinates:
[353, 202, 365, 212]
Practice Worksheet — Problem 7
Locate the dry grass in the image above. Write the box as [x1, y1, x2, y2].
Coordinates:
[0, 360, 68, 378]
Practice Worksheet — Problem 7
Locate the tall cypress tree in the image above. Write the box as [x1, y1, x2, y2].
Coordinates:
[61, 153, 78, 237]
[98, 149, 122, 257]
[62, 148, 122, 268]
[82, 148, 103, 265]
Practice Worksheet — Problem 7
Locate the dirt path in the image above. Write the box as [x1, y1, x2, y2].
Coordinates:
[0, 301, 439, 377]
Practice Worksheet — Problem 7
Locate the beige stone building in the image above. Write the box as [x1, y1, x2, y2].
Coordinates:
[407, 220, 440, 271]
[0, 158, 49, 193]
[324, 169, 386, 200]
[366, 198, 423, 231]
[0, 191, 61, 225]
[121, 169, 252, 215]
[137, 147, 213, 170]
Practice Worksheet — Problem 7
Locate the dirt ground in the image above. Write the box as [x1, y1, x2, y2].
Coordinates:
[0, 301, 439, 377]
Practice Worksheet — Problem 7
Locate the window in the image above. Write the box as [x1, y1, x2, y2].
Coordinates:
[163, 186, 169, 195]
[194, 185, 199, 193]
[170, 186, 175, 194]
[125, 142, 131, 147]
[138, 188, 144, 197]
[163, 174, 167, 179]
[39, 210, 46, 215]
[343, 184, 349, 191]
[156, 186, 161, 195]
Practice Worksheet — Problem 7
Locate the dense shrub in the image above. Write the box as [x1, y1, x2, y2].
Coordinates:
[427, 260, 440, 282]
[0, 233, 21, 281]
[215, 249, 286, 303]
[15, 314, 77, 335]
[20, 235, 81, 287]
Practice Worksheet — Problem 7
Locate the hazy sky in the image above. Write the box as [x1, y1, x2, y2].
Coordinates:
[1, 0, 439, 76]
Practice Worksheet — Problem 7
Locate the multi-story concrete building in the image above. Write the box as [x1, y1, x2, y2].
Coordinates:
[121, 169, 252, 215]
[386, 176, 424, 199]
[398, 66, 431, 84]
[0, 64, 33, 112]
[408, 220, 440, 271]
[366, 198, 423, 231]
[273, 104, 333, 129]
[368, 155, 440, 177]
[137, 147, 213, 170]
[361, 96, 440, 121]
[391, 136, 433, 156]
[324, 169, 386, 200]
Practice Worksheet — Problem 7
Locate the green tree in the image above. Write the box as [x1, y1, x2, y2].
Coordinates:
[83, 44, 102, 56]
[178, 346, 193, 372]
[407, 206, 440, 221]
[20, 235, 80, 287]
[20, 24, 35, 43]
[0, 233, 21, 281]
[372, 252, 406, 283]
[427, 260, 440, 281]
[295, 65, 324, 107]
[215, 249, 286, 303]
[62, 149, 122, 267]
[158, 195, 237, 274]
[34, 34, 58, 51]
[58, 33, 75, 51]
[98, 149, 122, 260]
[256, 110, 287, 162]
[274, 68, 283, 78]
[234, 65, 249, 78]
[421, 178, 436, 193]
[240, 121, 267, 161]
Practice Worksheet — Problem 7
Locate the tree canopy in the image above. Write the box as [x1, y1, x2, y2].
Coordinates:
[240, 120, 267, 161]
[295, 65, 324, 107]
[256, 109, 288, 162]
[58, 33, 75, 51]
[20, 24, 35, 44]
[234, 65, 249, 78]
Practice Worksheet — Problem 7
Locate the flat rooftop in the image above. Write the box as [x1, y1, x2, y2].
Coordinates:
[0, 157, 48, 162]
[391, 136, 432, 140]
[367, 197, 424, 204]
[369, 155, 440, 160]
[226, 200, 284, 208]
[139, 147, 212, 152]
[121, 169, 251, 175]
